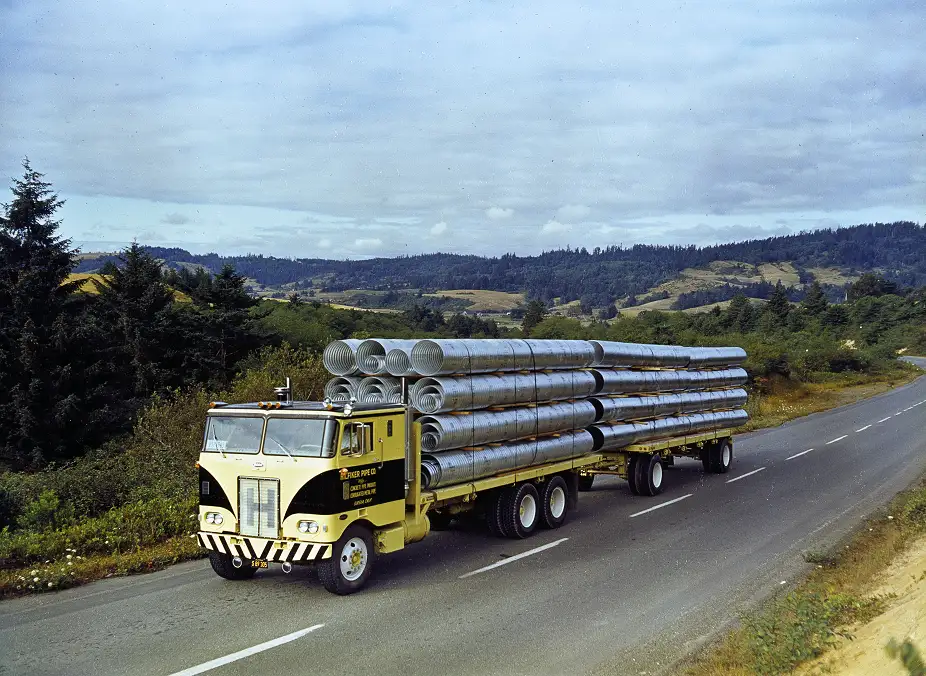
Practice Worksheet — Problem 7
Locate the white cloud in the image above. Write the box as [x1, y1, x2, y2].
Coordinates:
[317, 238, 332, 249]
[540, 220, 571, 235]
[556, 205, 590, 221]
[430, 221, 448, 236]
[486, 207, 515, 221]
[354, 238, 383, 250]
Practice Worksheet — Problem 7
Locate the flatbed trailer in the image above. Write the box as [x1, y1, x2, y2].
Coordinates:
[196, 386, 736, 594]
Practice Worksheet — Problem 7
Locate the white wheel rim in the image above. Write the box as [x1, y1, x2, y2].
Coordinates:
[519, 494, 537, 528]
[339, 537, 368, 581]
[722, 445, 731, 467]
[549, 486, 566, 519]
[652, 460, 663, 488]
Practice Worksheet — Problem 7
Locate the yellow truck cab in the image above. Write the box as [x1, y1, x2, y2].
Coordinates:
[197, 380, 423, 594]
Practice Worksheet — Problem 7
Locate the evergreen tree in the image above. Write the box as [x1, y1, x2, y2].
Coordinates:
[766, 281, 791, 320]
[521, 300, 548, 335]
[801, 280, 828, 315]
[0, 160, 81, 468]
[93, 243, 176, 398]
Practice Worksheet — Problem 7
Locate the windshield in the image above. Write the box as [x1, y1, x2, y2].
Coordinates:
[203, 416, 264, 454]
[264, 418, 336, 458]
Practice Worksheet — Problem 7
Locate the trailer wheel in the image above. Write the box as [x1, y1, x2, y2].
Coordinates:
[480, 491, 506, 537]
[501, 483, 540, 539]
[318, 524, 374, 595]
[208, 551, 257, 580]
[577, 473, 595, 491]
[708, 439, 733, 474]
[635, 454, 665, 497]
[627, 455, 641, 495]
[539, 476, 569, 529]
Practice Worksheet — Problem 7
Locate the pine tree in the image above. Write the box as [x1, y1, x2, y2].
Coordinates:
[801, 280, 828, 315]
[766, 281, 791, 320]
[521, 300, 548, 335]
[0, 160, 81, 468]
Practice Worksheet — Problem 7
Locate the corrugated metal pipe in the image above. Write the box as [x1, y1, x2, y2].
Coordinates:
[409, 370, 600, 414]
[418, 400, 598, 452]
[409, 339, 596, 376]
[593, 368, 748, 395]
[322, 339, 364, 376]
[420, 430, 596, 489]
[356, 339, 420, 376]
[357, 376, 403, 404]
[589, 341, 747, 369]
[591, 388, 748, 422]
[324, 376, 363, 402]
[587, 409, 750, 451]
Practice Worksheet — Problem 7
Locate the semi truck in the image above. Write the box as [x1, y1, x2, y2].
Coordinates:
[196, 368, 742, 595]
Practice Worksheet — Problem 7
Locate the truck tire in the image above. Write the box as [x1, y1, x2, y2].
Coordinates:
[708, 439, 733, 474]
[480, 491, 506, 537]
[501, 483, 540, 539]
[208, 551, 257, 580]
[700, 445, 711, 473]
[627, 455, 641, 495]
[318, 524, 374, 595]
[577, 473, 595, 491]
[635, 453, 665, 497]
[539, 476, 569, 529]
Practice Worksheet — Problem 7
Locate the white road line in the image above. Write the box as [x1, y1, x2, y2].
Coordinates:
[825, 435, 848, 445]
[903, 406, 914, 412]
[786, 449, 814, 460]
[627, 493, 693, 518]
[726, 467, 766, 483]
[459, 538, 569, 578]
[894, 412, 903, 417]
[856, 425, 871, 432]
[877, 417, 892, 423]
[169, 625, 325, 676]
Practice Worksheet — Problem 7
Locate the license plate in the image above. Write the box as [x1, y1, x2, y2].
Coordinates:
[250, 559, 269, 569]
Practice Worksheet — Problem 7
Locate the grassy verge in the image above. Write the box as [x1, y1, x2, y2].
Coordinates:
[1, 361, 921, 601]
[683, 475, 926, 676]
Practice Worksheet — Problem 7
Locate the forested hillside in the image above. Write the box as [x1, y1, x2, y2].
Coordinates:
[76, 221, 926, 309]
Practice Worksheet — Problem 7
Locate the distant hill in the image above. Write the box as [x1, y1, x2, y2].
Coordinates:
[74, 221, 925, 310]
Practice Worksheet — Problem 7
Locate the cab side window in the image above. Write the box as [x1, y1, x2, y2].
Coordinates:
[340, 422, 374, 456]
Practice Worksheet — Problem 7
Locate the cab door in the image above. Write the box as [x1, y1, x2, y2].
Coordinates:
[336, 419, 384, 512]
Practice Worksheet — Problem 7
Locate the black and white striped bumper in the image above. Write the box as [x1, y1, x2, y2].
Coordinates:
[197, 532, 331, 562]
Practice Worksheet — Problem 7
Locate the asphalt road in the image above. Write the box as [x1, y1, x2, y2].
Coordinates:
[2, 358, 925, 676]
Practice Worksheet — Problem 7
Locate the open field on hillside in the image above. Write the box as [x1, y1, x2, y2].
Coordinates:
[67, 274, 191, 302]
[425, 289, 524, 312]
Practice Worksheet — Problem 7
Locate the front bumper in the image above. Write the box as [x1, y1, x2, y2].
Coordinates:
[197, 532, 332, 562]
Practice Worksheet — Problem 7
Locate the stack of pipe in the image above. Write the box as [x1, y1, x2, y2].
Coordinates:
[322, 338, 750, 489]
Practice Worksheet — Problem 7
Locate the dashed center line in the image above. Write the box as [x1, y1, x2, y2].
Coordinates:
[856, 425, 871, 433]
[903, 406, 914, 412]
[825, 435, 848, 445]
[628, 494, 693, 518]
[877, 417, 892, 423]
[894, 412, 903, 417]
[169, 625, 325, 676]
[787, 449, 814, 460]
[459, 538, 569, 578]
[726, 467, 766, 483]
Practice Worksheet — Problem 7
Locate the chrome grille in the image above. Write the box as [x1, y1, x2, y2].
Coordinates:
[238, 478, 279, 538]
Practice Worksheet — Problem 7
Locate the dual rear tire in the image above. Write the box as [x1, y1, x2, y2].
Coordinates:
[628, 454, 664, 497]
[702, 439, 733, 474]
[485, 475, 570, 538]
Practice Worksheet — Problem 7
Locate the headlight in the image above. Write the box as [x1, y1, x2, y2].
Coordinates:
[205, 513, 215, 524]
[204, 512, 223, 525]
[213, 513, 223, 525]
[298, 520, 319, 534]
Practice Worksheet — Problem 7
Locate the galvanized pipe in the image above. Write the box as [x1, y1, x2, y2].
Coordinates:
[324, 376, 363, 402]
[357, 376, 403, 404]
[409, 370, 600, 414]
[418, 400, 598, 452]
[590, 341, 747, 369]
[409, 339, 596, 376]
[356, 339, 420, 376]
[385, 348, 416, 377]
[593, 368, 748, 395]
[420, 430, 596, 489]
[587, 409, 750, 451]
[322, 339, 364, 376]
[591, 388, 748, 422]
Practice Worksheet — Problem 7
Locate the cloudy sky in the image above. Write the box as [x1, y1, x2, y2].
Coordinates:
[1, 1, 923, 258]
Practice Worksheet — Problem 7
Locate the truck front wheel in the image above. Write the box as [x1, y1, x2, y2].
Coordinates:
[318, 525, 374, 595]
[208, 551, 257, 580]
